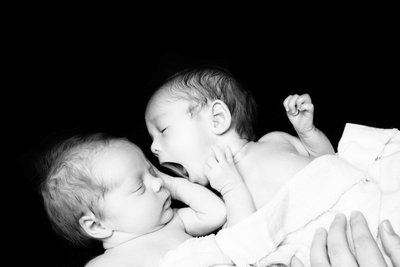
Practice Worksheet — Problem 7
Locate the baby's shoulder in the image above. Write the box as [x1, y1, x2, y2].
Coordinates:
[85, 254, 114, 267]
[257, 131, 294, 144]
[257, 131, 308, 156]
[85, 249, 138, 267]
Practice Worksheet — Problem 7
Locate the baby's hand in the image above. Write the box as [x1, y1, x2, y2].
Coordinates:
[158, 173, 180, 198]
[204, 146, 244, 195]
[283, 93, 315, 134]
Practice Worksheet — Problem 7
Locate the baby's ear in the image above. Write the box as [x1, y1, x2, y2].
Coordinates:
[79, 212, 113, 239]
[210, 100, 232, 135]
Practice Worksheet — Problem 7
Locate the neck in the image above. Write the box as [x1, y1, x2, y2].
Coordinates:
[102, 223, 170, 250]
[217, 132, 249, 158]
[102, 230, 138, 250]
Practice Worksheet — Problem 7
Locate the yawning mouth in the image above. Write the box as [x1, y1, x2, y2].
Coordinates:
[161, 162, 189, 178]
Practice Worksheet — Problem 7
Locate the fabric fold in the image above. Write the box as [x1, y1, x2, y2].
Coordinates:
[216, 155, 380, 266]
[338, 122, 400, 169]
[160, 123, 400, 267]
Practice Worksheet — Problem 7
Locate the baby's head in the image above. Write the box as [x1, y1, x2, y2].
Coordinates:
[40, 133, 173, 247]
[145, 66, 257, 184]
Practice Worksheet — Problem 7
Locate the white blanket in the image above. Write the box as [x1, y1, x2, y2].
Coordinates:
[160, 123, 400, 267]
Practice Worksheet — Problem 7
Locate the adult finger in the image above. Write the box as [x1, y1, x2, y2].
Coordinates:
[327, 213, 358, 267]
[310, 227, 331, 267]
[350, 211, 387, 267]
[379, 220, 400, 267]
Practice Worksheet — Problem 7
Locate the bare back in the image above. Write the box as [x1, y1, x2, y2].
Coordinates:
[85, 213, 192, 267]
[235, 131, 315, 209]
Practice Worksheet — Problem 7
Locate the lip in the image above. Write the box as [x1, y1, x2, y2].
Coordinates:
[163, 195, 171, 209]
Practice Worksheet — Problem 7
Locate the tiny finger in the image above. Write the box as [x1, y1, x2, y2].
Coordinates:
[283, 95, 293, 111]
[224, 146, 234, 164]
[287, 94, 299, 113]
[211, 145, 225, 163]
[297, 93, 311, 105]
[205, 157, 217, 168]
[298, 103, 314, 112]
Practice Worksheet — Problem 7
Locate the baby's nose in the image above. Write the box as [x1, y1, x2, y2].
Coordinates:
[150, 138, 161, 157]
[151, 177, 163, 192]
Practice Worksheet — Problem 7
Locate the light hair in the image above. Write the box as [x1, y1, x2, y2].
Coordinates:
[39, 133, 128, 246]
[158, 66, 258, 140]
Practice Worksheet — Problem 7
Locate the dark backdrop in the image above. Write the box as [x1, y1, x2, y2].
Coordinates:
[16, 27, 398, 267]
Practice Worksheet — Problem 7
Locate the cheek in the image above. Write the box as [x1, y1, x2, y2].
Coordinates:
[171, 128, 211, 153]
[119, 197, 163, 232]
[180, 120, 210, 141]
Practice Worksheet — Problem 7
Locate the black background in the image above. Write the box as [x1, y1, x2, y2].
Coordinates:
[14, 15, 399, 267]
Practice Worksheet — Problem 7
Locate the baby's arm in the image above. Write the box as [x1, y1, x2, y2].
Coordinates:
[159, 172, 227, 236]
[283, 94, 335, 157]
[204, 146, 256, 228]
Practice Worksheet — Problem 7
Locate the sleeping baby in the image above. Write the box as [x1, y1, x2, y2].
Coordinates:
[39, 133, 231, 267]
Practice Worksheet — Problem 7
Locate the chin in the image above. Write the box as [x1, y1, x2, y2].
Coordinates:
[162, 208, 174, 223]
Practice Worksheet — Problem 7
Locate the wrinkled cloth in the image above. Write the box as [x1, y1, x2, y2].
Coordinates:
[160, 123, 400, 267]
[160, 234, 234, 267]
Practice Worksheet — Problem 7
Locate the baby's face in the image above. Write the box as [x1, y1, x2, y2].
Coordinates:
[145, 91, 214, 185]
[92, 141, 173, 237]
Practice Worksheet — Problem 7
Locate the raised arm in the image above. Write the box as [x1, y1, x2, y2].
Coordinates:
[159, 172, 226, 236]
[283, 94, 335, 157]
[204, 146, 256, 228]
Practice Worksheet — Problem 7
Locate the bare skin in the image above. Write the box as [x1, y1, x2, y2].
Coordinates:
[234, 131, 314, 209]
[83, 142, 226, 267]
[87, 215, 191, 267]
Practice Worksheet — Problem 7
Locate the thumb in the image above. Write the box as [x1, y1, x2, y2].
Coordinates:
[379, 220, 400, 267]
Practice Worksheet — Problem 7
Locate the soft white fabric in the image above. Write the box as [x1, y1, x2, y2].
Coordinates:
[160, 123, 400, 267]
[338, 123, 400, 193]
[160, 234, 234, 267]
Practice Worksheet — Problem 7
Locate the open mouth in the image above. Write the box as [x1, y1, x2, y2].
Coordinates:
[161, 162, 189, 178]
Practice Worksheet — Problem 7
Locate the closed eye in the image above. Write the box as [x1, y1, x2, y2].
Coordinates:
[149, 165, 159, 177]
[132, 184, 145, 194]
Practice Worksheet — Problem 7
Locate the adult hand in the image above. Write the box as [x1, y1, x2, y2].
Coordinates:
[304, 211, 400, 267]
[379, 218, 400, 267]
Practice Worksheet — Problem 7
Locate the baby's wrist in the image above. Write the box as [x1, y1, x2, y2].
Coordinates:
[297, 124, 316, 136]
[220, 181, 247, 196]
[166, 177, 187, 197]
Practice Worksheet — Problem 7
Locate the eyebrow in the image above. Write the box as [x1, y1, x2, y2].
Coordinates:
[148, 111, 167, 125]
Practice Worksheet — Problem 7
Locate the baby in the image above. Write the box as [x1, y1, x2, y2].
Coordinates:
[144, 66, 400, 266]
[39, 133, 229, 267]
[145, 66, 335, 225]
